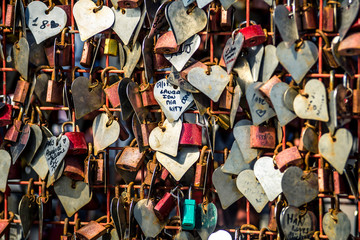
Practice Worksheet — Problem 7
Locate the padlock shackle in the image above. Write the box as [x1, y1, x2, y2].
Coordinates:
[316, 30, 331, 48]
[140, 182, 146, 199]
[101, 66, 119, 88]
[238, 20, 257, 29]
[72, 66, 80, 82]
[223, 147, 229, 162]
[60, 27, 69, 46]
[274, 142, 293, 155]
[240, 223, 258, 231]
[63, 218, 69, 235]
[199, 146, 208, 165]
[102, 105, 116, 127]
[87, 142, 93, 156]
[95, 216, 108, 223]
[304, 151, 311, 171]
[129, 138, 137, 147]
[26, 178, 34, 196]
[126, 182, 135, 203]
[61, 121, 76, 133]
[258, 227, 269, 240]
[329, 70, 335, 91]
[17, 107, 24, 121]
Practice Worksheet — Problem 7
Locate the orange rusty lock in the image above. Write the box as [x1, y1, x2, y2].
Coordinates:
[115, 138, 145, 172]
[218, 74, 234, 110]
[0, 212, 14, 238]
[154, 31, 179, 54]
[4, 0, 15, 28]
[101, 66, 122, 108]
[259, 75, 282, 106]
[338, 32, 360, 56]
[80, 37, 95, 68]
[139, 72, 158, 107]
[317, 30, 340, 69]
[250, 125, 276, 150]
[273, 142, 303, 172]
[238, 21, 267, 48]
[75, 216, 112, 240]
[45, 27, 72, 67]
[318, 158, 333, 193]
[46, 68, 64, 105]
[62, 122, 88, 155]
[63, 155, 85, 181]
[144, 154, 159, 185]
[13, 77, 30, 104]
[4, 107, 23, 142]
[194, 146, 208, 188]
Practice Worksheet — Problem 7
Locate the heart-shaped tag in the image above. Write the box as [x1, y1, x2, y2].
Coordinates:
[134, 199, 166, 238]
[112, 7, 140, 45]
[246, 45, 264, 82]
[153, 79, 194, 122]
[34, 73, 50, 105]
[166, 1, 207, 45]
[73, 0, 115, 41]
[188, 65, 230, 102]
[212, 167, 243, 209]
[25, 1, 67, 44]
[270, 82, 297, 126]
[233, 120, 257, 163]
[10, 124, 31, 164]
[319, 128, 352, 175]
[281, 166, 319, 207]
[182, 0, 195, 7]
[54, 175, 92, 217]
[165, 34, 201, 71]
[71, 76, 105, 119]
[233, 57, 253, 93]
[13, 38, 29, 81]
[254, 157, 284, 201]
[45, 135, 69, 176]
[196, 203, 217, 240]
[230, 85, 242, 128]
[323, 211, 351, 240]
[223, 32, 244, 74]
[19, 195, 38, 238]
[219, 0, 236, 10]
[260, 45, 278, 82]
[20, 125, 43, 164]
[236, 169, 269, 213]
[118, 78, 134, 121]
[276, 40, 318, 84]
[31, 127, 52, 180]
[149, 119, 182, 157]
[280, 206, 317, 240]
[274, 5, 299, 47]
[246, 82, 276, 126]
[301, 126, 319, 153]
[293, 79, 329, 122]
[0, 150, 11, 192]
[93, 113, 120, 155]
[221, 140, 250, 175]
[124, 42, 141, 78]
[339, 0, 359, 40]
[156, 147, 199, 181]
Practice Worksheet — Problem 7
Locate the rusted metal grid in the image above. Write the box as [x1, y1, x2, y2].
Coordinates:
[0, 0, 360, 239]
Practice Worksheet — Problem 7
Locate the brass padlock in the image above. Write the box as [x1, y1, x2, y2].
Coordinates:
[115, 139, 145, 172]
[194, 146, 208, 188]
[46, 69, 64, 105]
[13, 77, 30, 104]
[101, 66, 121, 108]
[322, 0, 339, 32]
[80, 38, 95, 68]
[104, 36, 118, 56]
[250, 125, 276, 150]
[316, 30, 339, 68]
[4, 107, 23, 142]
[75, 216, 112, 240]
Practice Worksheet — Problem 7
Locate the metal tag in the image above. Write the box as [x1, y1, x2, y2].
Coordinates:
[183, 0, 195, 7]
[149, 1, 171, 38]
[254, 156, 283, 201]
[156, 147, 199, 181]
[221, 140, 250, 175]
[34, 73, 50, 105]
[112, 7, 140, 45]
[339, 0, 359, 40]
[323, 211, 351, 240]
[233, 120, 257, 163]
[281, 166, 319, 207]
[283, 87, 298, 112]
[145, 0, 161, 24]
[118, 78, 133, 121]
[195, 203, 217, 240]
[73, 0, 114, 41]
[293, 79, 329, 122]
[319, 128, 352, 175]
[20, 125, 42, 164]
[277, 40, 318, 84]
[127, 81, 149, 123]
[196, 0, 213, 9]
[233, 57, 253, 94]
[220, 0, 236, 10]
[13, 37, 29, 80]
[134, 199, 166, 238]
[123, 42, 141, 78]
[168, 66, 199, 93]
[54, 176, 92, 217]
[212, 167, 243, 209]
[19, 195, 37, 238]
[149, 119, 182, 157]
[142, 35, 154, 82]
[153, 79, 194, 122]
[164, 34, 201, 71]
[301, 126, 319, 154]
[274, 5, 299, 47]
[270, 82, 297, 126]
[71, 76, 105, 119]
[29, 43, 48, 67]
[246, 82, 276, 125]
[0, 150, 11, 192]
[230, 85, 241, 128]
[246, 44, 264, 82]
[45, 135, 69, 176]
[166, 1, 207, 45]
[280, 206, 316, 240]
[236, 169, 269, 213]
[188, 65, 230, 102]
[331, 36, 355, 76]
[25, 1, 67, 44]
[111, 194, 122, 239]
[223, 32, 244, 74]
[260, 45, 278, 82]
[10, 124, 31, 164]
[93, 113, 120, 155]
[30, 126, 52, 180]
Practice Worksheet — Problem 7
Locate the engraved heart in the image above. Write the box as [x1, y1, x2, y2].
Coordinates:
[281, 166, 319, 207]
[45, 135, 69, 176]
[112, 7, 141, 45]
[26, 1, 67, 44]
[323, 211, 351, 240]
[319, 128, 352, 174]
[73, 0, 114, 41]
[222, 32, 244, 74]
[196, 203, 218, 240]
[93, 113, 120, 155]
[339, 0, 360, 40]
[293, 79, 329, 122]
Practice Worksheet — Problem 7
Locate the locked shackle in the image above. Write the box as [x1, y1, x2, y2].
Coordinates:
[258, 228, 269, 240]
[95, 216, 108, 223]
[316, 29, 331, 48]
[45, 0, 55, 14]
[273, 142, 293, 155]
[140, 182, 146, 200]
[61, 121, 77, 133]
[240, 223, 259, 231]
[223, 147, 229, 163]
[199, 146, 208, 165]
[26, 178, 35, 196]
[239, 20, 257, 29]
[93, 0, 104, 12]
[126, 182, 135, 203]
[63, 218, 69, 236]
[304, 151, 311, 171]
[60, 27, 69, 46]
[329, 70, 335, 91]
[102, 104, 115, 126]
[16, 107, 24, 122]
[129, 138, 137, 147]
[101, 66, 119, 88]
[72, 66, 80, 82]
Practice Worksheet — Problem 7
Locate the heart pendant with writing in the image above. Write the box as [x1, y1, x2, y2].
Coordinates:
[281, 166, 319, 207]
[93, 113, 120, 155]
[274, 5, 299, 47]
[223, 32, 244, 74]
[154, 79, 193, 122]
[293, 79, 328, 122]
[112, 7, 140, 45]
[221, 140, 250, 175]
[73, 0, 114, 41]
[323, 211, 351, 240]
[270, 82, 297, 126]
[319, 128, 352, 175]
[233, 120, 257, 163]
[45, 135, 69, 176]
[196, 203, 217, 240]
[26, 1, 67, 44]
[149, 119, 182, 157]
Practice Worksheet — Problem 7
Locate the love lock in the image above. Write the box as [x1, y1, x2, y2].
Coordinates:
[238, 21, 267, 48]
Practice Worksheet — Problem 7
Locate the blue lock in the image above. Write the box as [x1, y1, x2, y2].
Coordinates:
[181, 185, 196, 230]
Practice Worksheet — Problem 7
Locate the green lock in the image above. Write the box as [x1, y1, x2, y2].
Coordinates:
[182, 186, 196, 230]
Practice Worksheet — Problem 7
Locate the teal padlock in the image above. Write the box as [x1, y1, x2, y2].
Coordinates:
[182, 186, 196, 230]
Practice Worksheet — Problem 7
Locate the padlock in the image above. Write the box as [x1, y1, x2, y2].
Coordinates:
[0, 95, 13, 127]
[154, 31, 179, 54]
[60, 218, 72, 240]
[267, 204, 277, 231]
[13, 77, 30, 104]
[94, 152, 105, 184]
[274, 142, 303, 172]
[117, 0, 143, 9]
[101, 66, 121, 108]
[160, 167, 170, 181]
[80, 38, 95, 68]
[333, 170, 347, 195]
[209, 3, 221, 32]
[182, 186, 196, 230]
[353, 76, 360, 114]
[318, 160, 333, 193]
[179, 122, 202, 146]
[301, 0, 317, 30]
[104, 36, 118, 56]
[220, 6, 233, 30]
[153, 53, 171, 70]
[5, 0, 15, 28]
[338, 32, 360, 56]
[63, 155, 85, 181]
[250, 125, 276, 149]
[85, 152, 104, 185]
[62, 122, 88, 155]
[322, 0, 339, 32]
[58, 0, 71, 26]
[194, 146, 208, 188]
[75, 216, 111, 240]
[45, 28, 72, 67]
[140, 72, 158, 107]
[259, 75, 282, 107]
[139, 121, 158, 148]
[153, 186, 180, 221]
[180, 59, 208, 80]
[218, 75, 234, 110]
[316, 30, 339, 68]
[4, 107, 23, 142]
[238, 21, 267, 48]
[0, 212, 14, 238]
[46, 69, 64, 105]
[144, 154, 158, 185]
[115, 138, 145, 171]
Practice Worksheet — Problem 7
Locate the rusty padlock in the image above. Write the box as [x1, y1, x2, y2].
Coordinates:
[259, 75, 282, 107]
[301, 0, 317, 30]
[180, 59, 208, 80]
[139, 72, 158, 107]
[117, 0, 143, 9]
[318, 159, 333, 193]
[0, 212, 14, 238]
[154, 186, 181, 221]
[154, 31, 179, 54]
[4, 0, 15, 28]
[153, 53, 172, 70]
[115, 138, 145, 172]
[46, 68, 64, 105]
[221, 6, 233, 30]
[132, 115, 158, 150]
[0, 95, 13, 127]
[85, 150, 105, 185]
[62, 122, 88, 155]
[333, 170, 347, 195]
[144, 154, 159, 185]
[45, 28, 72, 67]
[179, 121, 202, 146]
[274, 142, 303, 172]
[60, 218, 72, 240]
[75, 216, 112, 240]
[238, 21, 267, 48]
[58, 0, 71, 26]
[63, 155, 85, 181]
[250, 125, 276, 149]
[13, 77, 30, 104]
[322, 0, 339, 32]
[316, 30, 340, 68]
[194, 146, 208, 188]
[4, 107, 23, 142]
[80, 38, 95, 68]
[101, 66, 121, 108]
[209, 3, 221, 32]
[218, 74, 234, 110]
[352, 76, 360, 114]
[338, 32, 360, 56]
